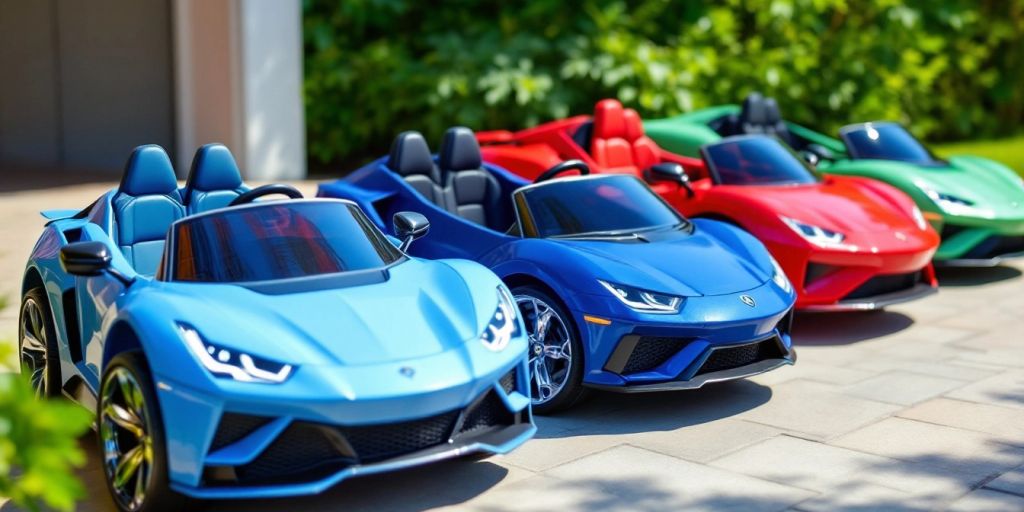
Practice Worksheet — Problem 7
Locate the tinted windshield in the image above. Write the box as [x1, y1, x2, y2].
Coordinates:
[841, 122, 938, 164]
[170, 201, 402, 283]
[702, 137, 818, 186]
[516, 175, 684, 238]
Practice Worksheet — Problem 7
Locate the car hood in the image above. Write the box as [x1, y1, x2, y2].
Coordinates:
[740, 180, 919, 234]
[557, 226, 771, 296]
[163, 258, 496, 367]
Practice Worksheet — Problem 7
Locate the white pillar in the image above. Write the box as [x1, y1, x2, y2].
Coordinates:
[172, 0, 306, 180]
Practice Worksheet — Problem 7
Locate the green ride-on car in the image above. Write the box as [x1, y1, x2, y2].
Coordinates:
[644, 93, 1024, 266]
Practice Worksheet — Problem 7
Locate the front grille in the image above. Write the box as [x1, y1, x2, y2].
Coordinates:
[459, 391, 515, 435]
[236, 422, 349, 483]
[500, 369, 517, 394]
[622, 336, 692, 374]
[342, 410, 460, 463]
[695, 338, 784, 376]
[210, 413, 273, 452]
[962, 235, 1024, 259]
[844, 271, 920, 300]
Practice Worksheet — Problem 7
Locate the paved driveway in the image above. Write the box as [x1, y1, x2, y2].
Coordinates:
[2, 182, 1023, 511]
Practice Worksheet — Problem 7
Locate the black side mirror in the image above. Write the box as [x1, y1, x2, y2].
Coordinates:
[645, 163, 695, 199]
[799, 150, 820, 167]
[60, 241, 134, 286]
[60, 241, 112, 276]
[393, 212, 430, 251]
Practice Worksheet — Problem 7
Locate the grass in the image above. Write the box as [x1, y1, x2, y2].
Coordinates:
[932, 135, 1024, 177]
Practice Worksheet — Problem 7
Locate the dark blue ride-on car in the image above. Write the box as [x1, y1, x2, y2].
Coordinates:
[319, 127, 798, 413]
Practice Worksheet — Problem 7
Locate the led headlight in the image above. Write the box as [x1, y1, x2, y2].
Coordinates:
[598, 280, 682, 314]
[910, 206, 928, 231]
[480, 287, 521, 352]
[768, 255, 792, 293]
[915, 182, 992, 218]
[178, 324, 293, 383]
[780, 216, 845, 246]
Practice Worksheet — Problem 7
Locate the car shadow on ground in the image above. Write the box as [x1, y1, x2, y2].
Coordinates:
[533, 379, 772, 440]
[792, 310, 914, 346]
[936, 265, 1023, 286]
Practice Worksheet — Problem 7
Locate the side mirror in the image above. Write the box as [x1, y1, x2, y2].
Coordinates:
[799, 150, 820, 167]
[60, 241, 134, 286]
[393, 212, 430, 252]
[60, 241, 112, 276]
[645, 163, 695, 199]
[805, 143, 835, 162]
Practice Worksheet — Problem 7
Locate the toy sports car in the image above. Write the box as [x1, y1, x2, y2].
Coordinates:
[319, 127, 797, 414]
[643, 92, 1024, 265]
[476, 100, 941, 310]
[19, 143, 533, 511]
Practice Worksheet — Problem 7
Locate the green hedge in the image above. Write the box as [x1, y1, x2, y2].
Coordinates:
[303, 0, 1024, 168]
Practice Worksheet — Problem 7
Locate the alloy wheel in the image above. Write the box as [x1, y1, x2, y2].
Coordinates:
[19, 298, 49, 397]
[514, 294, 572, 405]
[100, 367, 155, 512]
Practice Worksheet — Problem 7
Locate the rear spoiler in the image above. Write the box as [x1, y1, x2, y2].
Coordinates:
[40, 209, 80, 221]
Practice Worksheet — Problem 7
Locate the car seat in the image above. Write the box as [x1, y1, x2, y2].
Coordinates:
[439, 127, 503, 228]
[182, 143, 249, 215]
[387, 131, 448, 209]
[112, 145, 185, 276]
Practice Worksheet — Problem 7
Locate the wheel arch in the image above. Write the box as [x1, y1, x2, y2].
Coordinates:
[22, 265, 44, 297]
[102, 320, 143, 369]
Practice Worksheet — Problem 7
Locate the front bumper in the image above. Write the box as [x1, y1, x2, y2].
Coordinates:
[800, 282, 938, 312]
[570, 279, 797, 390]
[590, 335, 796, 393]
[157, 360, 534, 499]
[935, 225, 1024, 265]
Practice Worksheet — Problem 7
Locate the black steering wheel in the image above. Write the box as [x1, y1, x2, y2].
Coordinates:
[534, 159, 591, 183]
[228, 184, 304, 206]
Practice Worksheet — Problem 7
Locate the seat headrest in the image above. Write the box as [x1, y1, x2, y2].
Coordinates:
[185, 143, 243, 195]
[387, 131, 435, 177]
[440, 126, 482, 171]
[741, 92, 767, 125]
[763, 97, 782, 124]
[623, 108, 645, 141]
[593, 99, 626, 139]
[118, 145, 178, 196]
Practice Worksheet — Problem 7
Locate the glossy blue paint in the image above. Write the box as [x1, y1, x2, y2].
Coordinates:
[318, 153, 798, 392]
[23, 162, 534, 499]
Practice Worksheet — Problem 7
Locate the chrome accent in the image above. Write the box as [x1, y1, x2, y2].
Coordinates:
[19, 296, 49, 397]
[802, 283, 937, 312]
[100, 367, 155, 512]
[514, 294, 572, 406]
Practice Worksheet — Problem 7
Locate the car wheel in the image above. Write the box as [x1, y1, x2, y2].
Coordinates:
[99, 352, 188, 512]
[19, 287, 61, 398]
[512, 286, 587, 414]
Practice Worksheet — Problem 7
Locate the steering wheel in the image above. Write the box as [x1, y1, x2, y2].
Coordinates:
[534, 159, 590, 184]
[228, 184, 304, 206]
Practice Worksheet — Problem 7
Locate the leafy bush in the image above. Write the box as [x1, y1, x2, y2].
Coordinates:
[304, 0, 1024, 169]
[0, 322, 91, 511]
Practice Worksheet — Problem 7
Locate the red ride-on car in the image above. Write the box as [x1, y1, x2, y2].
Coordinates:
[478, 99, 941, 311]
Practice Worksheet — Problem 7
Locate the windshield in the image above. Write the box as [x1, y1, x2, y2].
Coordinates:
[701, 136, 818, 186]
[840, 122, 938, 164]
[170, 201, 402, 283]
[515, 175, 684, 238]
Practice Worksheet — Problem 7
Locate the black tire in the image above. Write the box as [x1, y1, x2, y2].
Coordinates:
[98, 352, 190, 512]
[511, 285, 588, 414]
[19, 287, 61, 398]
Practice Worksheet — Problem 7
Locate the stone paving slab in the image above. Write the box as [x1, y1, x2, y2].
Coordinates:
[1, 183, 1023, 511]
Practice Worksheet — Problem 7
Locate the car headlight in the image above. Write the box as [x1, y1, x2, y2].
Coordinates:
[915, 182, 992, 218]
[768, 255, 792, 293]
[480, 287, 521, 352]
[780, 216, 845, 246]
[178, 324, 293, 383]
[910, 206, 928, 231]
[598, 280, 683, 314]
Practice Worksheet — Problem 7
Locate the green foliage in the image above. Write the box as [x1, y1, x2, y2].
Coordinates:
[0, 345, 91, 511]
[304, 0, 1024, 168]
